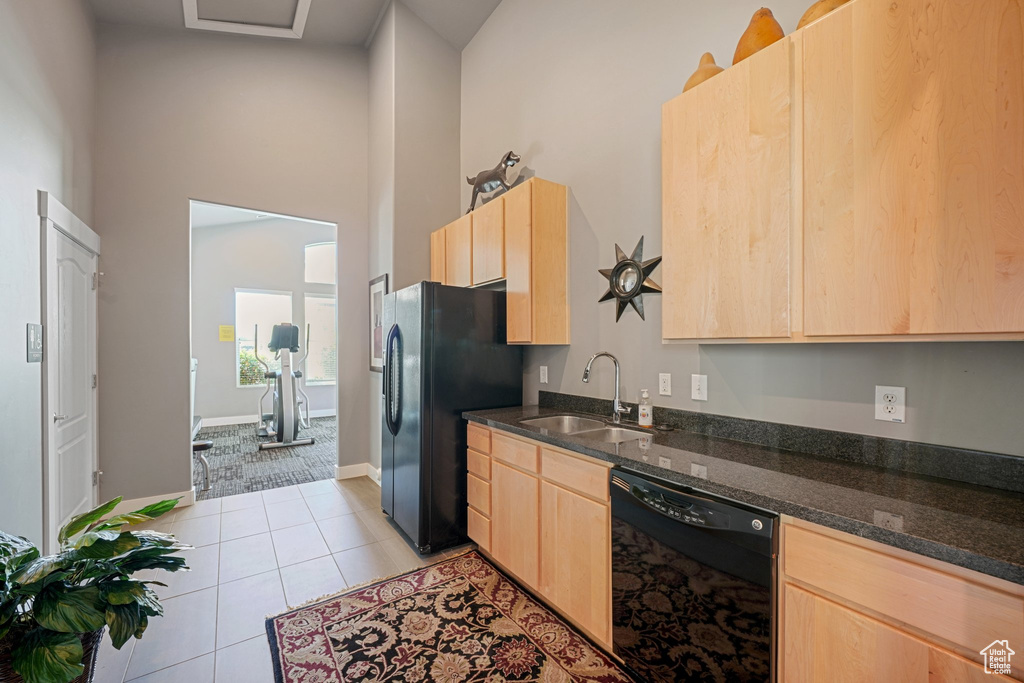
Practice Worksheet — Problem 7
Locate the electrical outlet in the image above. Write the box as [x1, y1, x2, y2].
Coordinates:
[539, 366, 548, 384]
[690, 463, 708, 480]
[691, 374, 708, 401]
[874, 385, 906, 423]
[659, 373, 672, 396]
[658, 456, 672, 470]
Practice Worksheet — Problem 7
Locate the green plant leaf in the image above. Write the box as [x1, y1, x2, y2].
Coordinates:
[12, 553, 73, 586]
[105, 603, 141, 649]
[11, 628, 84, 683]
[58, 498, 122, 545]
[35, 585, 107, 633]
[71, 532, 141, 560]
[73, 530, 122, 549]
[92, 498, 180, 532]
[100, 580, 146, 605]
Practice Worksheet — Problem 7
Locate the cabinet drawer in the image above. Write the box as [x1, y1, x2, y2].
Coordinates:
[784, 524, 1024, 659]
[467, 423, 491, 454]
[467, 506, 490, 551]
[467, 449, 491, 480]
[491, 431, 539, 473]
[541, 448, 611, 501]
[467, 473, 490, 516]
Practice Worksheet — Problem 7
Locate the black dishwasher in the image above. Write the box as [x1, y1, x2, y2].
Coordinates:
[610, 467, 777, 682]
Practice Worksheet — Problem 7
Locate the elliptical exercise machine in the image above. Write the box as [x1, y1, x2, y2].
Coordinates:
[254, 323, 315, 450]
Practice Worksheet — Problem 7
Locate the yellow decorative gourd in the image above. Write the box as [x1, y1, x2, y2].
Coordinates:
[732, 8, 785, 65]
[683, 53, 725, 92]
[797, 0, 851, 29]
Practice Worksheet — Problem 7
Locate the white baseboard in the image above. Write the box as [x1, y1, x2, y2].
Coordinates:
[202, 415, 258, 427]
[203, 410, 336, 427]
[335, 463, 381, 485]
[109, 488, 196, 516]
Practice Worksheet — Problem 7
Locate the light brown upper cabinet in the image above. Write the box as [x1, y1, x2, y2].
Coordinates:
[505, 178, 570, 345]
[662, 0, 1024, 342]
[427, 177, 570, 345]
[801, 0, 1024, 337]
[472, 196, 505, 285]
[429, 227, 446, 284]
[443, 214, 472, 288]
[662, 37, 794, 341]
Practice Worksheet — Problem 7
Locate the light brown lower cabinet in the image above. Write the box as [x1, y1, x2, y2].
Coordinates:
[466, 425, 612, 650]
[784, 585, 1008, 682]
[781, 517, 1024, 681]
[539, 481, 611, 645]
[490, 460, 540, 587]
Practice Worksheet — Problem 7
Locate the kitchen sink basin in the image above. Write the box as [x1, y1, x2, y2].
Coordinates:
[519, 415, 647, 444]
[519, 415, 606, 434]
[577, 427, 647, 444]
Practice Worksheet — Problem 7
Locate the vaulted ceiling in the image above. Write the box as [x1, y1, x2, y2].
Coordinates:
[86, 0, 501, 49]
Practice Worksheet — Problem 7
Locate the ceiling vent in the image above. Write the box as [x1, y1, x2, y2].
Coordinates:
[183, 0, 311, 39]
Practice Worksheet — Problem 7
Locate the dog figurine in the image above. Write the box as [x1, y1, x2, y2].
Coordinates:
[466, 151, 522, 212]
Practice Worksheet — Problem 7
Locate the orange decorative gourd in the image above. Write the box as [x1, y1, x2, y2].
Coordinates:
[732, 8, 785, 65]
[796, 0, 850, 29]
[683, 53, 725, 92]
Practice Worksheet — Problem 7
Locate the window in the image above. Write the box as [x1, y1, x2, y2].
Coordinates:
[304, 242, 336, 285]
[304, 294, 337, 385]
[235, 290, 292, 387]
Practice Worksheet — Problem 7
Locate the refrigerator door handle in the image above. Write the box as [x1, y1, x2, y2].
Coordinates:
[384, 323, 401, 436]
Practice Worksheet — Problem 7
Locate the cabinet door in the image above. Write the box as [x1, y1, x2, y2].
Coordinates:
[802, 0, 1024, 336]
[505, 182, 533, 342]
[430, 227, 446, 284]
[662, 37, 792, 340]
[444, 214, 473, 287]
[490, 461, 539, 587]
[472, 197, 505, 285]
[784, 584, 1001, 682]
[539, 482, 611, 646]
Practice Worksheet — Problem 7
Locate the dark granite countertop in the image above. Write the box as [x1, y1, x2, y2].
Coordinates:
[464, 405, 1024, 585]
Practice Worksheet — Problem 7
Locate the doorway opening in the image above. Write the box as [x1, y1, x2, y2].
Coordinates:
[189, 200, 338, 499]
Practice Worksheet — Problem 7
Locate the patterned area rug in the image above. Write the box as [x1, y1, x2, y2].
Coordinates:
[266, 551, 633, 683]
[193, 417, 338, 500]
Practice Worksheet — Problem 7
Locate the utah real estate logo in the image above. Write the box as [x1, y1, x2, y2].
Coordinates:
[980, 640, 1015, 675]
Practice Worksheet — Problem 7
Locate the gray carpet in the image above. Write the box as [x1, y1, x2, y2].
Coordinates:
[192, 417, 338, 500]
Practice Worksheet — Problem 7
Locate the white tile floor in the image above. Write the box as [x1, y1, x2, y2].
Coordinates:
[94, 476, 465, 683]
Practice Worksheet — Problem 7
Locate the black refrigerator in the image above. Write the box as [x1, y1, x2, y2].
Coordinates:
[380, 282, 523, 554]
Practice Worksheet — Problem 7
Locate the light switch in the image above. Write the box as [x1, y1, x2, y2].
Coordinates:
[691, 374, 708, 401]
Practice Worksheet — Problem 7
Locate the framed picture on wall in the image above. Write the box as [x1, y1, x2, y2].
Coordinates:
[369, 274, 388, 372]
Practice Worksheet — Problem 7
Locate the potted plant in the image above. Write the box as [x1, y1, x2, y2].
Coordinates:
[0, 497, 189, 683]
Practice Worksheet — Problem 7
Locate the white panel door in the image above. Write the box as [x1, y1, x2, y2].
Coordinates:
[44, 227, 98, 550]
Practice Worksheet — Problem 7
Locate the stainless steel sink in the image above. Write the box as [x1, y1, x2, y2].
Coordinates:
[519, 415, 647, 444]
[577, 426, 647, 444]
[519, 415, 607, 434]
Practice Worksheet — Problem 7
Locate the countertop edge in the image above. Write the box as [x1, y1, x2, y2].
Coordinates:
[464, 412, 1024, 586]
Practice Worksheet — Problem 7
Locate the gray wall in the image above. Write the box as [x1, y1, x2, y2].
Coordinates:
[462, 0, 1024, 457]
[367, 1, 462, 471]
[94, 24, 370, 502]
[0, 0, 95, 542]
[191, 217, 337, 420]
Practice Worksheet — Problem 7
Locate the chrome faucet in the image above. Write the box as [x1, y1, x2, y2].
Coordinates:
[582, 352, 631, 424]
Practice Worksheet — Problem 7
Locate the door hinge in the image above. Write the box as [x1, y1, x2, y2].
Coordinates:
[92, 470, 102, 486]
[92, 272, 98, 290]
[92, 374, 98, 389]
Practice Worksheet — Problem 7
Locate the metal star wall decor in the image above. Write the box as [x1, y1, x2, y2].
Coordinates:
[598, 236, 662, 321]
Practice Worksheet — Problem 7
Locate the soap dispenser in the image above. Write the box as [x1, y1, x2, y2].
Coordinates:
[638, 389, 653, 427]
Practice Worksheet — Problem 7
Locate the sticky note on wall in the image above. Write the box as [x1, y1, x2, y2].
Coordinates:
[219, 325, 235, 342]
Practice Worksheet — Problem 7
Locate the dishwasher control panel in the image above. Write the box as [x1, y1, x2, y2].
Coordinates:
[632, 484, 729, 529]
